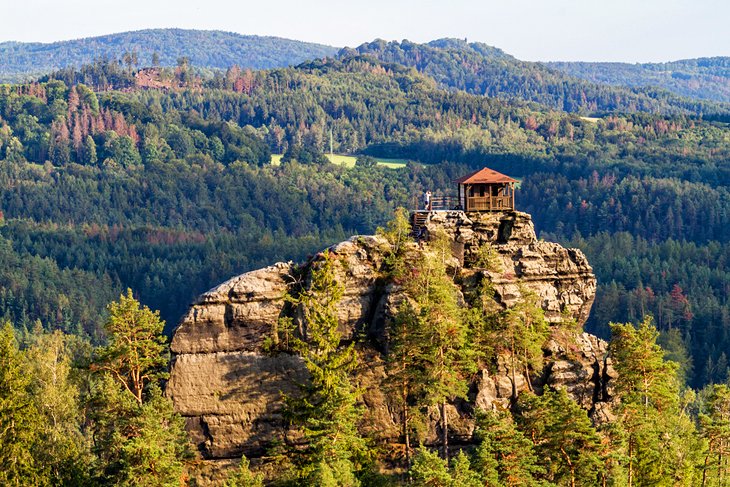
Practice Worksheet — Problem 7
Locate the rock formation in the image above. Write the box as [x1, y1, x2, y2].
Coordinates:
[167, 210, 612, 479]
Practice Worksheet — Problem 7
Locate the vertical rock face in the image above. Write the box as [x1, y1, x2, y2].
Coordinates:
[168, 210, 610, 476]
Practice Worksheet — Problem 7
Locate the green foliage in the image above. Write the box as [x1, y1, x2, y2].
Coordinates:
[498, 288, 550, 398]
[550, 58, 730, 104]
[473, 241, 503, 272]
[516, 388, 603, 486]
[88, 291, 191, 486]
[609, 318, 701, 486]
[24, 329, 92, 485]
[377, 207, 413, 281]
[698, 384, 730, 485]
[473, 410, 542, 486]
[94, 289, 168, 404]
[346, 38, 730, 116]
[282, 252, 370, 485]
[409, 447, 452, 487]
[0, 323, 46, 485]
[225, 456, 264, 487]
[409, 447, 482, 487]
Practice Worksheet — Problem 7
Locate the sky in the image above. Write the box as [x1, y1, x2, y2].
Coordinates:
[2, 0, 728, 62]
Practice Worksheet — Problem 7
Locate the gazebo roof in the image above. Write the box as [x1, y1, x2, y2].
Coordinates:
[454, 167, 517, 184]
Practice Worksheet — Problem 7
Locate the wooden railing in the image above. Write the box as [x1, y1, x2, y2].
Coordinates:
[466, 196, 513, 211]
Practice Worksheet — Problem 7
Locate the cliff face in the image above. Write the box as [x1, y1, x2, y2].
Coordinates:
[167, 210, 611, 473]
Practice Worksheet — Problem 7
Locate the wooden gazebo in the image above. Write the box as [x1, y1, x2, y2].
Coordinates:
[454, 167, 517, 211]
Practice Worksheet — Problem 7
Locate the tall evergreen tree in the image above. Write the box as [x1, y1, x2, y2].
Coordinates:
[473, 410, 542, 486]
[89, 291, 191, 486]
[699, 384, 730, 487]
[610, 318, 701, 486]
[404, 230, 475, 460]
[282, 252, 369, 485]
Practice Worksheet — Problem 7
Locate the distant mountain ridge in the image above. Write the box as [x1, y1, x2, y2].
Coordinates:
[340, 38, 730, 116]
[0, 28, 339, 82]
[548, 58, 730, 103]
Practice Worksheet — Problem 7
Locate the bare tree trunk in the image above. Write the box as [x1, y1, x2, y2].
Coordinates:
[441, 401, 449, 462]
[403, 400, 411, 469]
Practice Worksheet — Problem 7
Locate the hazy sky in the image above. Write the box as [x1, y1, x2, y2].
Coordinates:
[3, 0, 728, 62]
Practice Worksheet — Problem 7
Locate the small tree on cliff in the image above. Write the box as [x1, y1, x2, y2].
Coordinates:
[283, 252, 370, 485]
[499, 288, 549, 400]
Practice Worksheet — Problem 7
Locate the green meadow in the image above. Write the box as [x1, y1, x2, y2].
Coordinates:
[270, 154, 409, 168]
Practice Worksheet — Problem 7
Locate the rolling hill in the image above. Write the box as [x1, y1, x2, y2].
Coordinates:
[548, 57, 730, 103]
[0, 28, 339, 82]
[340, 38, 730, 116]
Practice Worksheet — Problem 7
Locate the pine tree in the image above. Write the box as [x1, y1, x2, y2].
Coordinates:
[406, 230, 476, 460]
[225, 455, 264, 487]
[610, 317, 701, 486]
[500, 287, 550, 399]
[699, 384, 730, 486]
[93, 289, 168, 405]
[516, 388, 603, 487]
[282, 252, 369, 485]
[409, 446, 451, 487]
[473, 410, 542, 486]
[89, 291, 191, 486]
[385, 300, 427, 468]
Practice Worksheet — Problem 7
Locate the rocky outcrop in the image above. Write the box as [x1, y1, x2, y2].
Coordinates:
[168, 210, 609, 475]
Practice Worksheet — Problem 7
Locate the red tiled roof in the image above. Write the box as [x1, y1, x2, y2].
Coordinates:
[454, 167, 517, 184]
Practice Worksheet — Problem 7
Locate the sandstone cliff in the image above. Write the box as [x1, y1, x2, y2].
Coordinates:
[167, 210, 612, 477]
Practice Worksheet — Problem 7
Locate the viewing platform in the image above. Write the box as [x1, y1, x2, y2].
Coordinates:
[413, 166, 517, 231]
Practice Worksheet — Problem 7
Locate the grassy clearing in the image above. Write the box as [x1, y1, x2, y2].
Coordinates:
[270, 154, 409, 169]
[580, 116, 601, 123]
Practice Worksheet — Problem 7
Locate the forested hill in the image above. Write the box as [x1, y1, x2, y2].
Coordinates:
[549, 57, 730, 103]
[0, 28, 339, 82]
[341, 38, 730, 116]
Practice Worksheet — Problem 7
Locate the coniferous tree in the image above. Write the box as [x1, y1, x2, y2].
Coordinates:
[89, 291, 191, 486]
[406, 230, 475, 460]
[225, 455, 264, 487]
[516, 388, 603, 487]
[699, 384, 730, 487]
[282, 252, 369, 485]
[610, 318, 701, 486]
[473, 410, 542, 486]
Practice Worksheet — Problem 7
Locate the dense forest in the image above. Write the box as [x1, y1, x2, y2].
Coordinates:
[549, 57, 730, 103]
[1, 40, 730, 483]
[2, 55, 730, 388]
